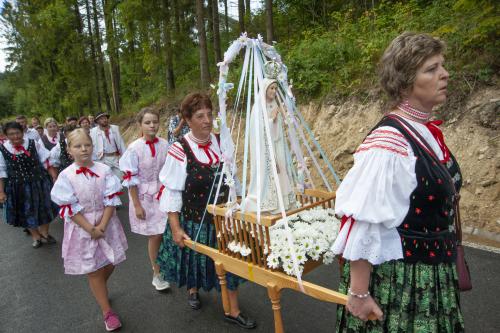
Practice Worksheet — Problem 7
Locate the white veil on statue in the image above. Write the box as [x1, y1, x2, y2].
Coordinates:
[243, 77, 297, 214]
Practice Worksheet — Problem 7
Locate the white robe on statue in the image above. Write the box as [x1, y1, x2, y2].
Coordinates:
[243, 78, 296, 214]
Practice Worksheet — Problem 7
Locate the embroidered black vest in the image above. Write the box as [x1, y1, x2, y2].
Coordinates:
[41, 134, 57, 151]
[0, 140, 46, 184]
[58, 137, 73, 172]
[179, 137, 228, 224]
[373, 116, 462, 264]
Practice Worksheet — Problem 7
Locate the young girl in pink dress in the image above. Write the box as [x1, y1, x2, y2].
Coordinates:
[51, 129, 128, 332]
[119, 107, 170, 291]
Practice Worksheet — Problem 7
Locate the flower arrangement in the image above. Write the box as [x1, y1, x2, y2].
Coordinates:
[266, 208, 340, 276]
[222, 207, 340, 277]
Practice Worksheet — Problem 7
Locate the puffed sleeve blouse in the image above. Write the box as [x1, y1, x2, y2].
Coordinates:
[158, 132, 221, 213]
[0, 138, 54, 178]
[331, 118, 445, 265]
[118, 140, 141, 187]
[50, 163, 123, 222]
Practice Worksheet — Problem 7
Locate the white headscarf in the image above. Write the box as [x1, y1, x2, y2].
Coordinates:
[262, 78, 278, 100]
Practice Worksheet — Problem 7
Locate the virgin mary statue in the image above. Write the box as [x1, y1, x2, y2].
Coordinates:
[242, 77, 297, 214]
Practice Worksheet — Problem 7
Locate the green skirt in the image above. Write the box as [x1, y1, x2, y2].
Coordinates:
[336, 260, 465, 333]
[156, 214, 245, 292]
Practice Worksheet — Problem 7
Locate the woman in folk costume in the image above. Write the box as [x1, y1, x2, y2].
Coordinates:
[331, 32, 464, 332]
[50, 124, 77, 174]
[90, 112, 126, 178]
[51, 129, 127, 332]
[243, 71, 297, 214]
[119, 107, 170, 291]
[0, 121, 58, 248]
[40, 118, 60, 151]
[156, 93, 256, 329]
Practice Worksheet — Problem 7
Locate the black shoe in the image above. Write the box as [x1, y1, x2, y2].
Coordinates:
[41, 234, 57, 244]
[224, 313, 257, 329]
[32, 239, 43, 248]
[188, 292, 201, 310]
[23, 228, 30, 235]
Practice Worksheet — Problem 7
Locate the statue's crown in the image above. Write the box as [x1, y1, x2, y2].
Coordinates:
[264, 60, 281, 80]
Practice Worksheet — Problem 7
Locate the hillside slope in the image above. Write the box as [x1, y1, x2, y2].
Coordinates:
[119, 87, 499, 244]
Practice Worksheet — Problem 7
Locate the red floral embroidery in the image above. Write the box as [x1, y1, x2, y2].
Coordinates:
[428, 195, 435, 201]
[447, 251, 452, 257]
[404, 223, 409, 229]
[415, 208, 422, 214]
[435, 227, 440, 231]
[437, 178, 443, 184]
[405, 250, 412, 257]
[443, 211, 449, 216]
[429, 251, 436, 258]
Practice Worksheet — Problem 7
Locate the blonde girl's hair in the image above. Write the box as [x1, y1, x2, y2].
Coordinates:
[136, 107, 160, 124]
[66, 128, 92, 148]
[43, 117, 58, 128]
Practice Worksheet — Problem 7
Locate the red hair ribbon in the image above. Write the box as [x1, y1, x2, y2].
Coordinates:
[76, 166, 100, 178]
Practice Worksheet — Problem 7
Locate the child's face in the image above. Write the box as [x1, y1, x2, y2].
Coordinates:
[141, 113, 159, 138]
[68, 135, 93, 164]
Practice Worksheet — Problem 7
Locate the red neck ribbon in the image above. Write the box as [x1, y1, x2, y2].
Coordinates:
[198, 142, 219, 165]
[425, 120, 450, 163]
[76, 166, 100, 178]
[145, 137, 159, 157]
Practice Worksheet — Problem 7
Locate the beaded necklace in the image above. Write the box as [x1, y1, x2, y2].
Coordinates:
[188, 132, 210, 145]
[396, 101, 431, 123]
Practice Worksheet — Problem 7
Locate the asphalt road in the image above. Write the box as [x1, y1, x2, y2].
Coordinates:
[1, 200, 499, 333]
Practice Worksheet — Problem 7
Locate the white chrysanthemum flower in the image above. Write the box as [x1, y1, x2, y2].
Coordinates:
[322, 251, 335, 265]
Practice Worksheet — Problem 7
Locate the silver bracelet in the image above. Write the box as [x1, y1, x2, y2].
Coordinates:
[348, 288, 370, 299]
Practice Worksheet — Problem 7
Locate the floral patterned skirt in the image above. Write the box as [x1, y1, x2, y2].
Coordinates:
[157, 214, 245, 292]
[336, 260, 465, 333]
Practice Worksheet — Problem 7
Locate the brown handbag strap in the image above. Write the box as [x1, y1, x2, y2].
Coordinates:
[455, 194, 463, 245]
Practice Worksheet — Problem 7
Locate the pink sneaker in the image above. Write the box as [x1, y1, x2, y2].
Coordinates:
[103, 310, 122, 331]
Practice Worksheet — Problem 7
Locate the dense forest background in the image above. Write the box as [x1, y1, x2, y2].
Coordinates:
[0, 0, 498, 121]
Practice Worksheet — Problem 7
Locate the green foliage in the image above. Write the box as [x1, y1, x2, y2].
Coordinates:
[0, 0, 498, 122]
[268, 0, 499, 100]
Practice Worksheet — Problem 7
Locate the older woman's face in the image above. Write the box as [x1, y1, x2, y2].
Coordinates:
[186, 107, 213, 139]
[408, 54, 449, 111]
[6, 128, 24, 146]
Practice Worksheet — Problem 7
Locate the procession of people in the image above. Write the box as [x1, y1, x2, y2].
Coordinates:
[0, 32, 466, 332]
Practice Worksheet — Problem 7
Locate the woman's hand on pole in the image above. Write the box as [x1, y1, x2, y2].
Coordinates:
[346, 295, 383, 322]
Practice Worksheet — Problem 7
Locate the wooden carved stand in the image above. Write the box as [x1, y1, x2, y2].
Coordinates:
[185, 189, 359, 333]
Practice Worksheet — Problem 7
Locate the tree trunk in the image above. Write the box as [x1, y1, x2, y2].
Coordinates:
[162, 0, 175, 92]
[102, 0, 121, 114]
[238, 0, 245, 34]
[195, 0, 211, 89]
[223, 0, 229, 35]
[212, 0, 222, 63]
[92, 0, 112, 112]
[172, 0, 181, 34]
[245, 0, 251, 27]
[265, 0, 274, 43]
[85, 0, 102, 112]
[207, 0, 214, 43]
